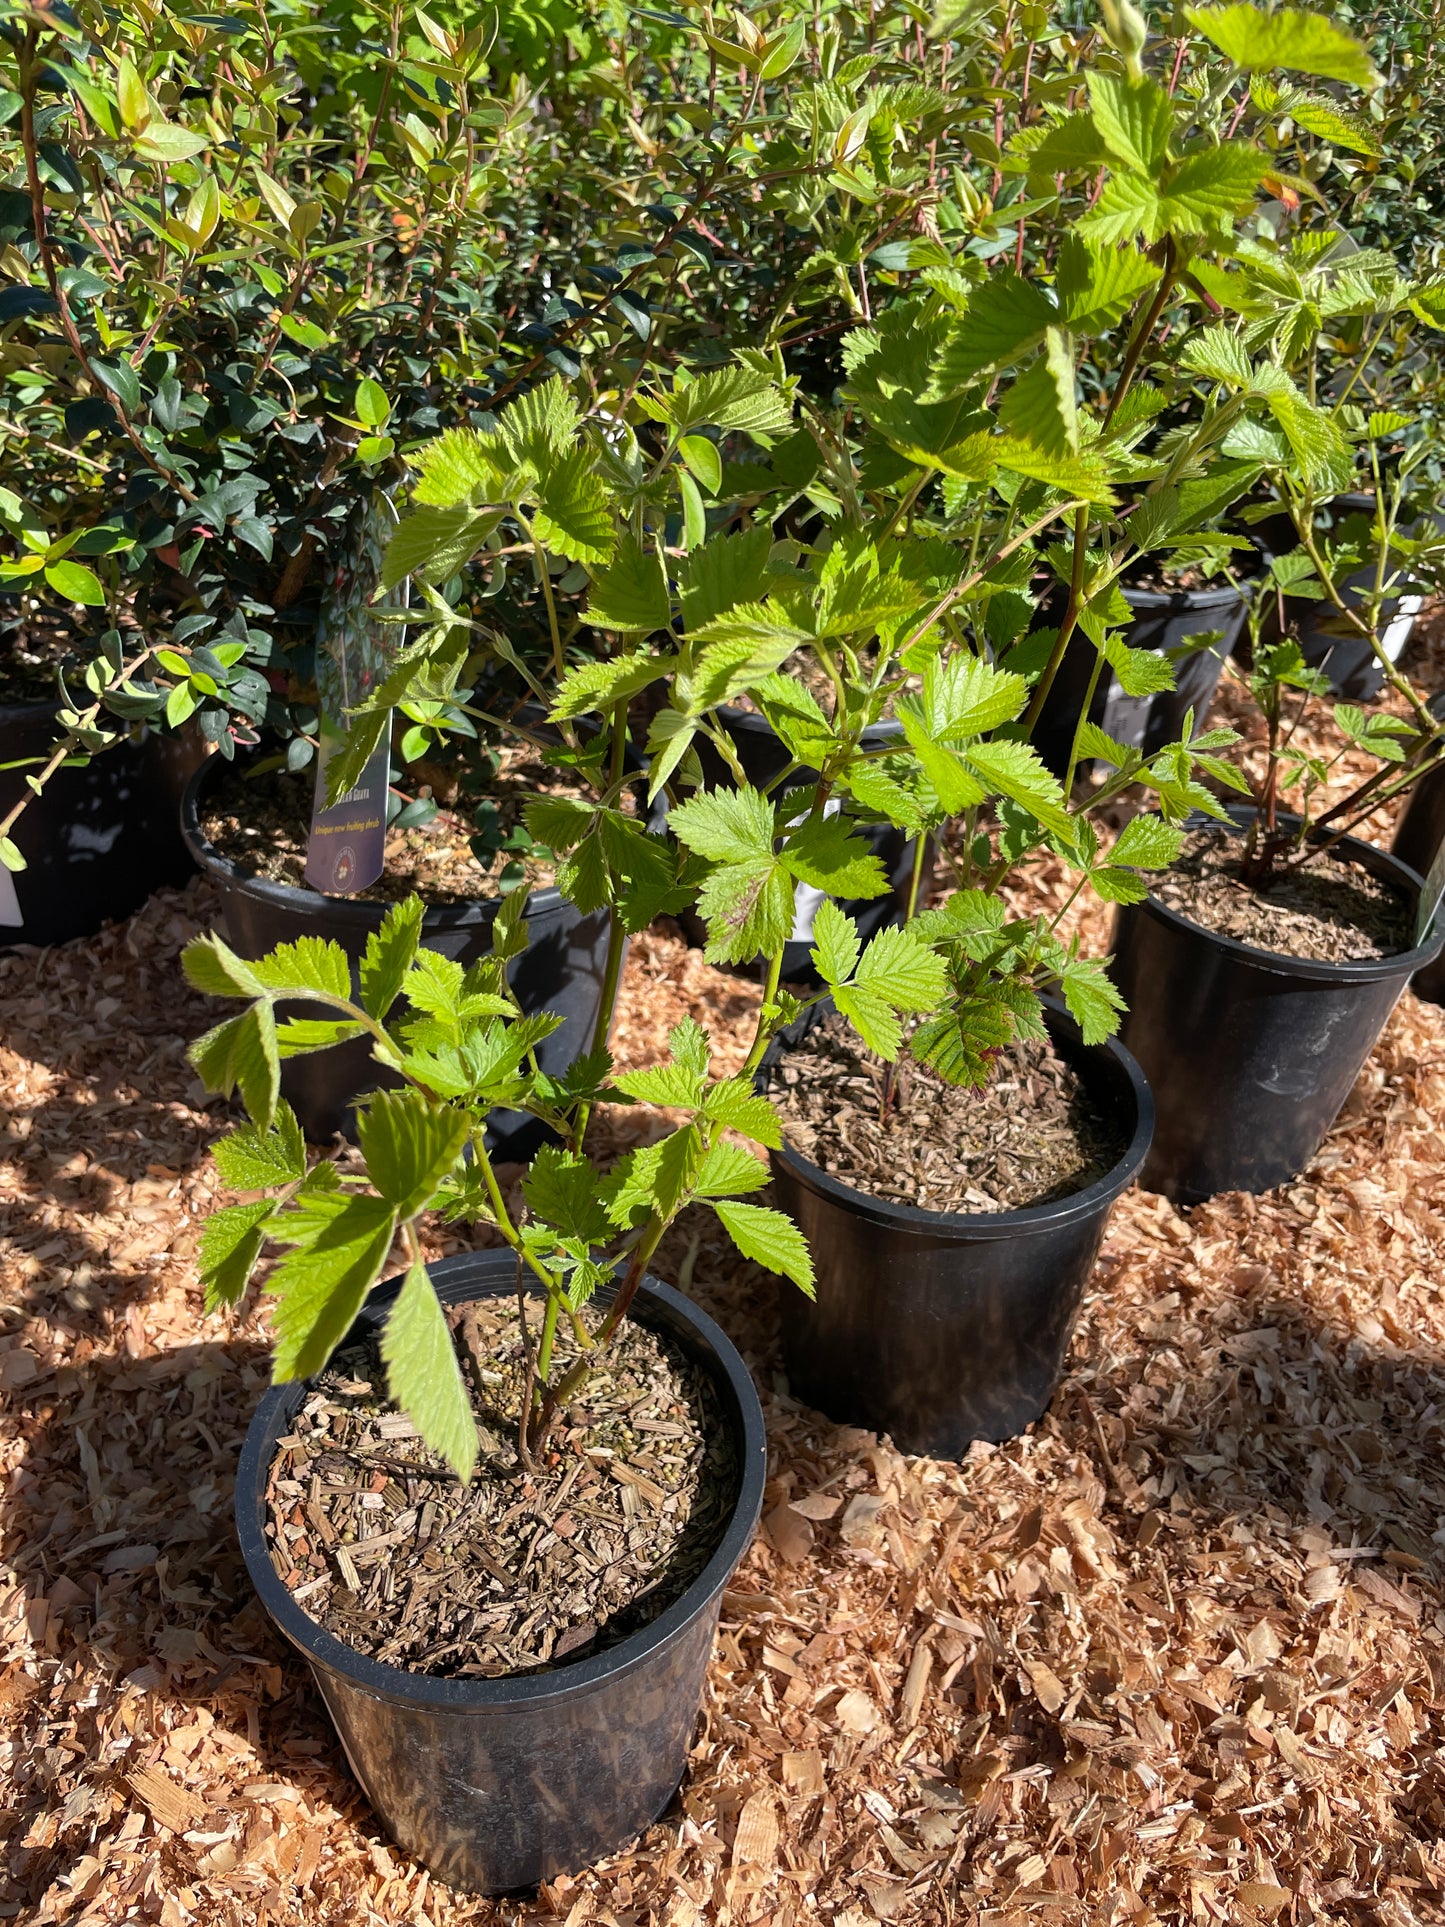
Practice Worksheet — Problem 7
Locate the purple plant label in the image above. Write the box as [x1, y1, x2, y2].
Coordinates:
[304, 491, 404, 896]
[305, 726, 390, 896]
[1416, 834, 1445, 949]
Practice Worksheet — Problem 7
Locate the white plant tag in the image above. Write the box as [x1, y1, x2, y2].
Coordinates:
[0, 862, 21, 927]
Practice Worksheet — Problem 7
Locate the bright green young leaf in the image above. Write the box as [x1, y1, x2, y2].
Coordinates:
[551, 647, 665, 721]
[199, 1200, 274, 1312]
[583, 533, 672, 632]
[930, 272, 1058, 392]
[1086, 72, 1174, 176]
[44, 559, 105, 606]
[693, 1140, 770, 1199]
[355, 1088, 470, 1217]
[1057, 956, 1127, 1044]
[702, 1077, 785, 1149]
[135, 120, 209, 163]
[667, 364, 795, 437]
[1110, 813, 1186, 869]
[182, 932, 264, 999]
[269, 1192, 398, 1381]
[679, 435, 723, 496]
[250, 935, 353, 1003]
[532, 448, 614, 564]
[998, 329, 1078, 457]
[522, 1145, 615, 1246]
[190, 1004, 280, 1126]
[381, 1261, 478, 1481]
[668, 787, 775, 864]
[810, 899, 862, 990]
[213, 1103, 307, 1190]
[1185, 5, 1378, 87]
[713, 1200, 815, 1295]
[781, 814, 890, 899]
[359, 897, 425, 1021]
[965, 739, 1071, 836]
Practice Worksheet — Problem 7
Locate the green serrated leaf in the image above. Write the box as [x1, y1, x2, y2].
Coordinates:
[693, 1140, 770, 1199]
[713, 1200, 814, 1295]
[359, 898, 425, 1021]
[701, 1077, 785, 1149]
[269, 1192, 398, 1381]
[213, 1103, 306, 1190]
[781, 814, 890, 899]
[1086, 72, 1174, 176]
[582, 533, 672, 633]
[1109, 812, 1185, 870]
[998, 329, 1078, 457]
[250, 935, 353, 1003]
[355, 1089, 469, 1217]
[810, 899, 862, 990]
[381, 1262, 478, 1481]
[199, 1200, 274, 1313]
[190, 1004, 280, 1126]
[182, 933, 264, 999]
[1185, 4, 1378, 86]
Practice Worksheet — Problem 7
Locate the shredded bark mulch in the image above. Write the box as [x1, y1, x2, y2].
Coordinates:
[264, 1297, 734, 1679]
[1155, 828, 1413, 963]
[5, 607, 1445, 1927]
[0, 607, 91, 707]
[199, 744, 589, 902]
[768, 1012, 1128, 1213]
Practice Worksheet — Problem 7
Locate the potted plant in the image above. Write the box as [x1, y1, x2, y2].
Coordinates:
[376, 0, 1445, 1456]
[1113, 597, 1445, 1205]
[180, 353, 975, 1880]
[0, 523, 202, 943]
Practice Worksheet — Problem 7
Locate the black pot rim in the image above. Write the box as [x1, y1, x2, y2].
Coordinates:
[1120, 580, 1245, 615]
[716, 702, 902, 748]
[235, 1249, 767, 1712]
[1130, 808, 1445, 985]
[762, 1000, 1154, 1241]
[181, 748, 570, 927]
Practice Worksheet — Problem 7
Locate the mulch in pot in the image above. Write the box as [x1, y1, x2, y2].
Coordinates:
[199, 742, 593, 903]
[0, 605, 92, 705]
[770, 1011, 1128, 1213]
[262, 1293, 736, 1679]
[1154, 830, 1413, 964]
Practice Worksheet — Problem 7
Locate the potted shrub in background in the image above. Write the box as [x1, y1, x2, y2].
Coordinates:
[1113, 606, 1445, 1205]
[0, 505, 202, 943]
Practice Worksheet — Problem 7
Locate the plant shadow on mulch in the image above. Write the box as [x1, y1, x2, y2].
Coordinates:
[7, 1195, 1445, 1918]
[1, 1333, 365, 1916]
[0, 881, 226, 1325]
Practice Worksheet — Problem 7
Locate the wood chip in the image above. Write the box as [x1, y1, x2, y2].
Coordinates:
[125, 1766, 205, 1835]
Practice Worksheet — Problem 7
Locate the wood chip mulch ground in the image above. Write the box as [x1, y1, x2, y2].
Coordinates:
[6, 632, 1445, 1925]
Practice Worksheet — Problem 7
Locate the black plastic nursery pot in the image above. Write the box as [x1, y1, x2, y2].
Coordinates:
[1251, 494, 1424, 701]
[1031, 580, 1248, 780]
[181, 756, 614, 1154]
[236, 1249, 767, 1894]
[692, 703, 923, 978]
[1111, 813, 1445, 1205]
[1391, 759, 1445, 1008]
[761, 1003, 1153, 1459]
[0, 702, 203, 949]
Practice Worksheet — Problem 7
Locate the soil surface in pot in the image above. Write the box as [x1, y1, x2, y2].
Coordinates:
[1153, 830, 1412, 963]
[263, 1296, 736, 1678]
[0, 606, 91, 705]
[201, 742, 597, 902]
[770, 1012, 1128, 1213]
